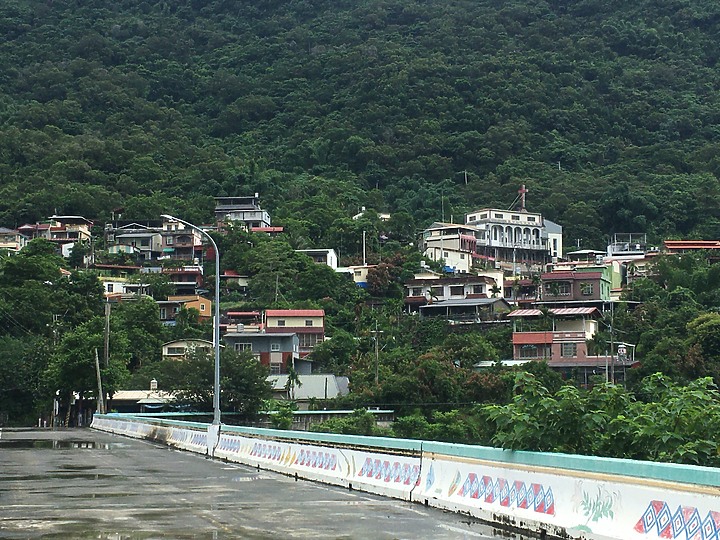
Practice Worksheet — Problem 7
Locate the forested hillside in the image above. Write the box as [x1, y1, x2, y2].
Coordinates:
[2, 0, 720, 250]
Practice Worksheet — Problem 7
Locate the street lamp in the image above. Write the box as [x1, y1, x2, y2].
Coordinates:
[161, 214, 221, 426]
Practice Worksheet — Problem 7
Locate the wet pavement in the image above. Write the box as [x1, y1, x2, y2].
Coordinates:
[0, 428, 506, 539]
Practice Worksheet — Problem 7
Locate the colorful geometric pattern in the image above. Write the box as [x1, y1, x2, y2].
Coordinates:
[635, 501, 720, 540]
[294, 448, 338, 470]
[457, 473, 555, 516]
[189, 432, 207, 447]
[217, 436, 242, 453]
[357, 457, 421, 486]
[249, 442, 284, 461]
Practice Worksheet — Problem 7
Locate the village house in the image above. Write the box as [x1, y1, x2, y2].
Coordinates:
[340, 264, 377, 288]
[540, 269, 613, 305]
[223, 330, 303, 375]
[214, 194, 271, 229]
[160, 265, 204, 295]
[0, 227, 29, 253]
[264, 309, 325, 357]
[221, 310, 262, 335]
[161, 339, 215, 361]
[156, 295, 212, 325]
[161, 218, 203, 262]
[507, 307, 634, 386]
[267, 374, 349, 409]
[91, 264, 147, 297]
[421, 222, 482, 273]
[419, 297, 512, 324]
[295, 248, 339, 270]
[112, 224, 163, 261]
[404, 269, 504, 312]
[465, 186, 563, 273]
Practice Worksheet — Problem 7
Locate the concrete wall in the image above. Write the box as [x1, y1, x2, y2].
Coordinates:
[92, 414, 720, 540]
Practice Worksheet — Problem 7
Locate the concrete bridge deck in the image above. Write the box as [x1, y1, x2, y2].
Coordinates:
[0, 428, 499, 539]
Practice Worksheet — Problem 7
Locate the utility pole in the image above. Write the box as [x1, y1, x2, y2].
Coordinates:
[103, 302, 111, 367]
[94, 349, 105, 415]
[362, 230, 366, 266]
[371, 321, 383, 386]
[609, 302, 615, 384]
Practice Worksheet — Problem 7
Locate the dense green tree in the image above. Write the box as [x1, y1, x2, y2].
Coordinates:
[150, 348, 272, 419]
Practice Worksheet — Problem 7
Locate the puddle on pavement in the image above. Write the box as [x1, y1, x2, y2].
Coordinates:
[0, 439, 110, 449]
[6, 473, 116, 481]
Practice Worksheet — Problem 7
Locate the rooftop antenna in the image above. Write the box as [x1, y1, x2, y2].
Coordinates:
[441, 189, 445, 223]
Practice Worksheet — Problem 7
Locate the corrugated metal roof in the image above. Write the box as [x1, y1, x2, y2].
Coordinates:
[664, 240, 720, 249]
[508, 307, 600, 317]
[550, 307, 600, 316]
[266, 309, 325, 317]
[508, 309, 543, 317]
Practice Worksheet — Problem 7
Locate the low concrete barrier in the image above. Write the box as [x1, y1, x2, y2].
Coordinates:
[92, 414, 720, 540]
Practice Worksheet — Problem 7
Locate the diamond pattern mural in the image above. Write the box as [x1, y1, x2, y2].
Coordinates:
[456, 472, 555, 516]
[635, 501, 720, 540]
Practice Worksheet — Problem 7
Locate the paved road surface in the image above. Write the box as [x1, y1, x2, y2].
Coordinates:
[0, 428, 501, 539]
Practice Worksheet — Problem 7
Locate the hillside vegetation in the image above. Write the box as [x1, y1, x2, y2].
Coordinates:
[2, 0, 720, 250]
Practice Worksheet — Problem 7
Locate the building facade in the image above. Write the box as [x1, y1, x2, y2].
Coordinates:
[265, 309, 325, 357]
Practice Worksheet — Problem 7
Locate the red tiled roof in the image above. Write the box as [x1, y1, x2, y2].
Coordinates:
[664, 240, 720, 250]
[542, 271, 603, 280]
[550, 307, 600, 316]
[508, 307, 600, 318]
[252, 227, 284, 233]
[508, 309, 543, 317]
[265, 309, 325, 317]
[93, 264, 141, 270]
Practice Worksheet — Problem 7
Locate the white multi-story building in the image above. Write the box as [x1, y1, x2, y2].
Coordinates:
[214, 194, 271, 229]
[422, 222, 480, 273]
[420, 187, 563, 276]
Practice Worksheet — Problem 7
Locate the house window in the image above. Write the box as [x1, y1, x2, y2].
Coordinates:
[271, 342, 281, 352]
[528, 216, 536, 222]
[140, 238, 150, 247]
[166, 236, 174, 245]
[410, 288, 422, 296]
[580, 282, 593, 296]
[270, 364, 281, 375]
[460, 253, 465, 259]
[354, 270, 362, 277]
[107, 284, 114, 293]
[305, 320, 313, 327]
[443, 251, 449, 258]
[277, 320, 285, 327]
[494, 213, 504, 219]
[159, 308, 167, 319]
[480, 213, 488, 219]
[511, 215, 520, 221]
[200, 303, 206, 311]
[468, 215, 476, 222]
[299, 333, 320, 348]
[430, 286, 443, 298]
[561, 343, 577, 357]
[234, 343, 252, 351]
[545, 282, 571, 296]
[166, 347, 185, 355]
[473, 284, 485, 294]
[519, 344, 544, 359]
[449, 285, 464, 296]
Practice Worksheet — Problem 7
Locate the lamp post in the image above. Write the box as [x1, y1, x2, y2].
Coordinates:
[162, 214, 221, 426]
